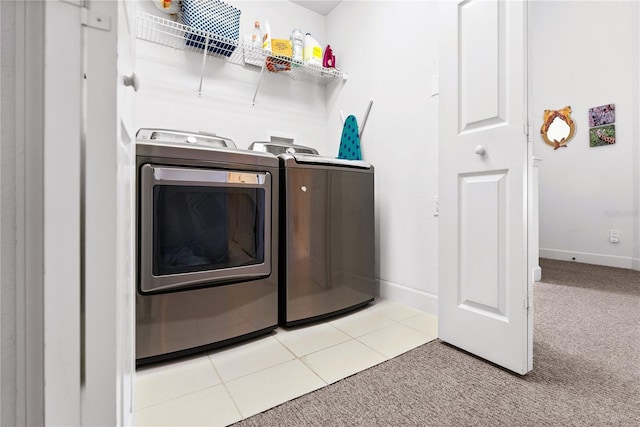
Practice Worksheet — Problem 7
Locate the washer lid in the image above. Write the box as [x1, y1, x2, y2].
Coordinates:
[289, 154, 372, 169]
[248, 141, 318, 155]
[136, 128, 237, 149]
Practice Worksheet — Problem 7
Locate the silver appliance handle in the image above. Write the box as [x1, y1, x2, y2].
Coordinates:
[148, 165, 268, 187]
[290, 154, 372, 169]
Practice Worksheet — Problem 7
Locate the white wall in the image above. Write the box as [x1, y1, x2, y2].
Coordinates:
[531, 1, 640, 270]
[135, 1, 442, 314]
[327, 1, 440, 313]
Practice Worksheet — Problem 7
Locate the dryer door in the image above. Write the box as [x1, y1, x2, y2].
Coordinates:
[139, 165, 272, 294]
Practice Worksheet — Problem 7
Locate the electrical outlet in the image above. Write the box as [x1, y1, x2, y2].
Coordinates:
[433, 196, 439, 217]
[609, 229, 620, 243]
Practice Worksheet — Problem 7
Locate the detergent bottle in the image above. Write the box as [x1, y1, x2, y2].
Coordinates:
[303, 33, 322, 66]
[262, 21, 272, 53]
[290, 28, 303, 65]
[252, 20, 262, 49]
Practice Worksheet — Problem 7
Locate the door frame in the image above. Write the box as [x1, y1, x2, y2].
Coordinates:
[1, 0, 46, 424]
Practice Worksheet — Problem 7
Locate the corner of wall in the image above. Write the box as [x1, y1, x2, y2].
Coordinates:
[378, 279, 438, 316]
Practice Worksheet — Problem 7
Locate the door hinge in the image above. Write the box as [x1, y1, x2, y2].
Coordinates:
[524, 121, 533, 143]
[524, 286, 533, 310]
[81, 7, 112, 31]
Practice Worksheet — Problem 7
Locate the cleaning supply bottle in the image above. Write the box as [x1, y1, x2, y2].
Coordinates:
[290, 28, 303, 65]
[262, 21, 272, 53]
[303, 33, 322, 66]
[252, 20, 262, 49]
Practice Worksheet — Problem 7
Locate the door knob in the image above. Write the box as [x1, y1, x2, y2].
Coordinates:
[474, 145, 486, 156]
[123, 73, 140, 92]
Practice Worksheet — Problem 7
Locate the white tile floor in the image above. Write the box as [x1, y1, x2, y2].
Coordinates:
[135, 299, 438, 427]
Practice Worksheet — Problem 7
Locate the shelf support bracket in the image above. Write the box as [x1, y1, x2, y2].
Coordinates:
[252, 64, 266, 106]
[197, 37, 211, 96]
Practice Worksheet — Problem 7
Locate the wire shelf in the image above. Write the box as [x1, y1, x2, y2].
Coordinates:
[135, 11, 343, 86]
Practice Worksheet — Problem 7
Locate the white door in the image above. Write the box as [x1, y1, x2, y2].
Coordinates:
[438, 0, 533, 375]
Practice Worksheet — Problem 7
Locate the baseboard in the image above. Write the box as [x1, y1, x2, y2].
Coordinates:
[377, 279, 438, 316]
[540, 248, 636, 270]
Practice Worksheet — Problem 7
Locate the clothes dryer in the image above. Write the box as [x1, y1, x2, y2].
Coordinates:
[136, 129, 279, 365]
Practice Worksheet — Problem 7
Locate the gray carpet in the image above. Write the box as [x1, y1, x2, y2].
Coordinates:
[234, 259, 640, 426]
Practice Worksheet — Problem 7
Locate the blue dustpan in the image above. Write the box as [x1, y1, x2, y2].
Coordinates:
[338, 115, 362, 160]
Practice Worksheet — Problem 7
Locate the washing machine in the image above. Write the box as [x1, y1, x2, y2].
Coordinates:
[249, 142, 375, 326]
[135, 129, 279, 365]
